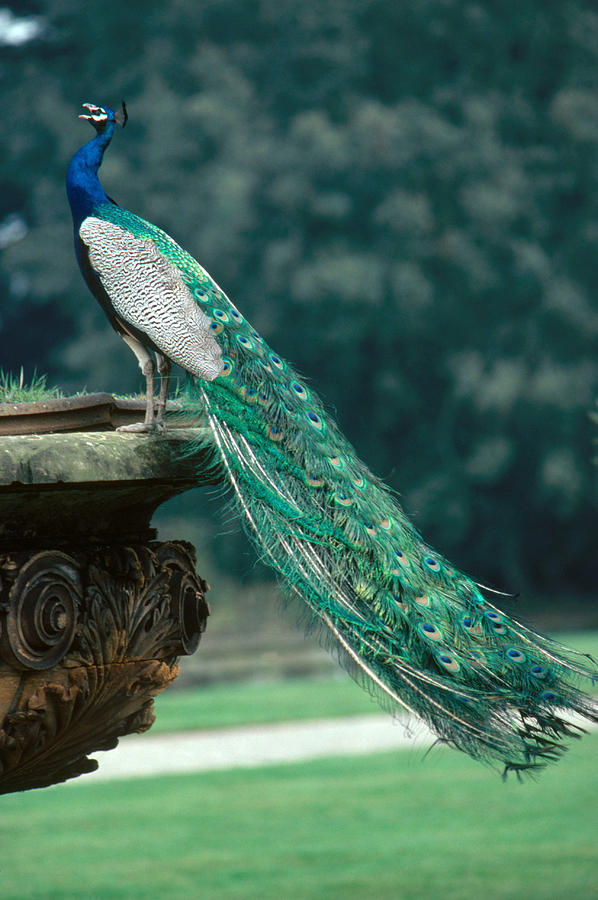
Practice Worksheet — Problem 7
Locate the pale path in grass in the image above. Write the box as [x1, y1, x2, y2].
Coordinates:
[75, 714, 436, 784]
[71, 711, 595, 785]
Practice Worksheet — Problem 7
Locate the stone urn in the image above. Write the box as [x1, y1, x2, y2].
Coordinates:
[0, 394, 218, 793]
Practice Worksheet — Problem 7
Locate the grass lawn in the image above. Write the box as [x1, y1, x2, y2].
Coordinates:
[0, 630, 595, 899]
[153, 630, 598, 734]
[0, 734, 596, 900]
[151, 673, 377, 734]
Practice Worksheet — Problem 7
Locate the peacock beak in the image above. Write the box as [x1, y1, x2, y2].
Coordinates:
[78, 103, 108, 125]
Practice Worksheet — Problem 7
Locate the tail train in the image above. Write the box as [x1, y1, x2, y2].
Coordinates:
[182, 292, 597, 775]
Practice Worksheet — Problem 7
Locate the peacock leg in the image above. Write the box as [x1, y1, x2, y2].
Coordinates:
[155, 353, 172, 425]
[117, 334, 164, 433]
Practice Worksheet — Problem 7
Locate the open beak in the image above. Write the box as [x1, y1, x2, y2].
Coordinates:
[78, 102, 107, 124]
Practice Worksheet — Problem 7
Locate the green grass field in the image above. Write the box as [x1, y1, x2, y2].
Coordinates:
[151, 673, 377, 734]
[1, 630, 596, 900]
[1, 735, 596, 900]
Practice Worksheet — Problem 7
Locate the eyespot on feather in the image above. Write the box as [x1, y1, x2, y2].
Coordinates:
[219, 357, 234, 377]
[419, 622, 443, 641]
[436, 651, 461, 673]
[236, 334, 254, 350]
[290, 381, 308, 400]
[306, 410, 324, 431]
[485, 611, 503, 622]
[394, 550, 410, 567]
[541, 690, 559, 703]
[461, 615, 483, 636]
[391, 592, 407, 611]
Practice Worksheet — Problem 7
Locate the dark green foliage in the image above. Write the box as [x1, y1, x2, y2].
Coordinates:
[1, 1, 598, 608]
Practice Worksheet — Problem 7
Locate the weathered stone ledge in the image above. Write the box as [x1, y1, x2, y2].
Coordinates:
[0, 429, 219, 544]
[0, 428, 211, 486]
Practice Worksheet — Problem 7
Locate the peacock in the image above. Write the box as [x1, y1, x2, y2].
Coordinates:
[67, 102, 597, 775]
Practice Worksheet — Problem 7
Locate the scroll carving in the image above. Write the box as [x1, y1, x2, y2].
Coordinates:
[2, 551, 81, 670]
[0, 541, 209, 793]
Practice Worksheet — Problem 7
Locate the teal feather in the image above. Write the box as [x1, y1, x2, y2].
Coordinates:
[68, 104, 598, 775]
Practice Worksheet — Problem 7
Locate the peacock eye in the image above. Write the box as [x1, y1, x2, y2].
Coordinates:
[542, 691, 558, 703]
[290, 380, 308, 400]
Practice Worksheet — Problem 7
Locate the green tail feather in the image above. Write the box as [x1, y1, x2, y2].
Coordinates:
[164, 244, 598, 773]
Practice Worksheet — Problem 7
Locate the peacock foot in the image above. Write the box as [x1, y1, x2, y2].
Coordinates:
[116, 421, 167, 434]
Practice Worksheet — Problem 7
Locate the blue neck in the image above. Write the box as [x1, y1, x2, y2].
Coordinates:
[66, 124, 115, 230]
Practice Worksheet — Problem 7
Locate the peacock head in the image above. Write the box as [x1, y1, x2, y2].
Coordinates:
[78, 102, 127, 132]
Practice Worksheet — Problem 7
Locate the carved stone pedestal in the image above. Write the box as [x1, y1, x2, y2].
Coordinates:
[0, 541, 208, 793]
[0, 407, 220, 792]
